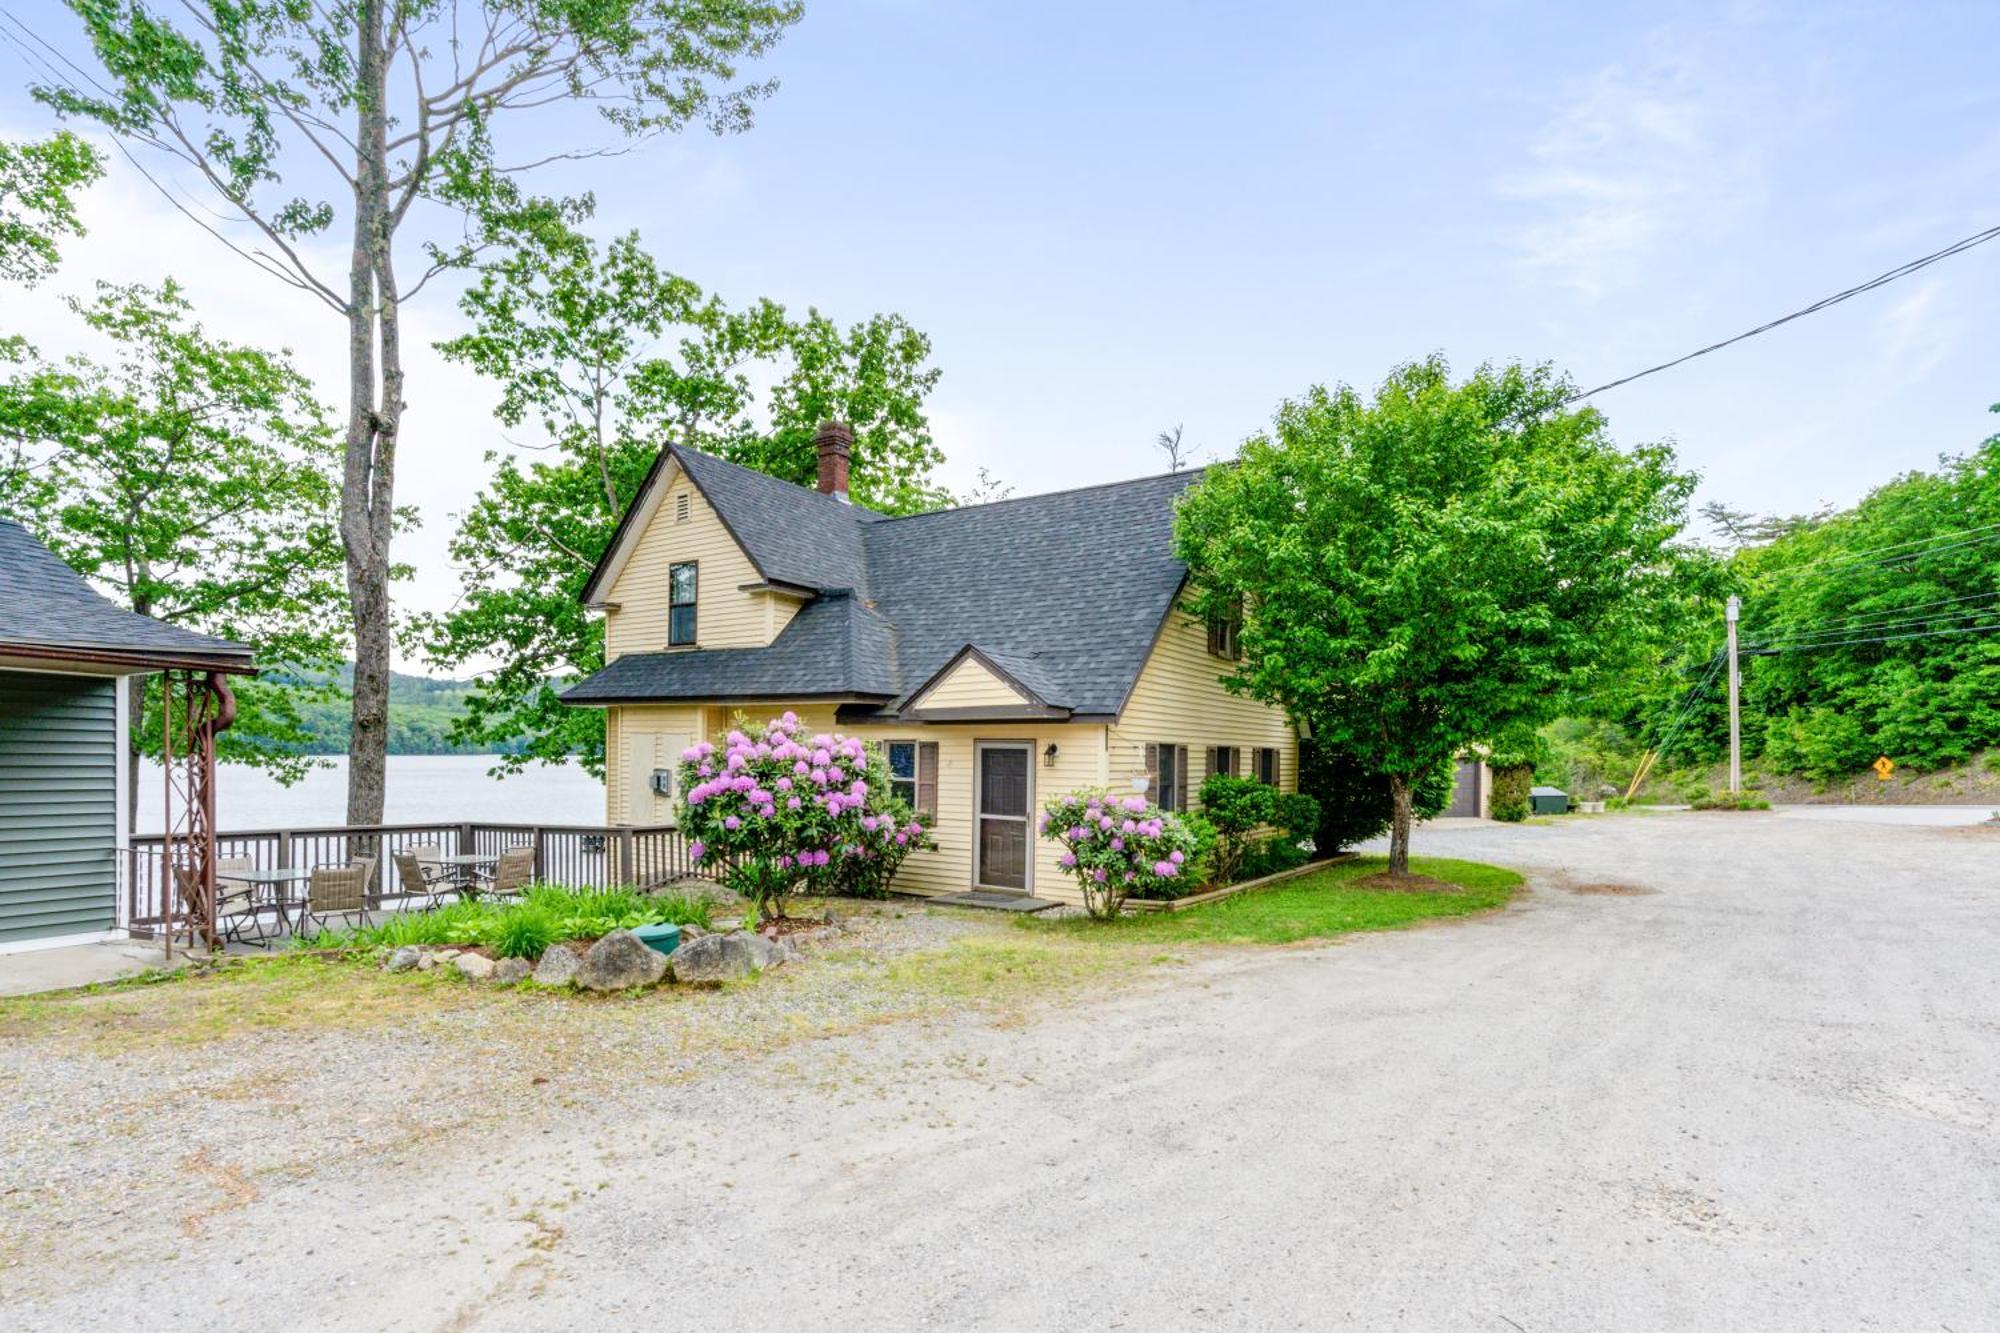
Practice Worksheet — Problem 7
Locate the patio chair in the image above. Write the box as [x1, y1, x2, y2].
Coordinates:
[173, 859, 260, 948]
[303, 858, 376, 935]
[391, 845, 453, 910]
[211, 856, 266, 947]
[486, 846, 537, 900]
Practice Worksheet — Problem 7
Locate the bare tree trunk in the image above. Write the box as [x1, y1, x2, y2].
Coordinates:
[1387, 772, 1414, 877]
[341, 0, 395, 826]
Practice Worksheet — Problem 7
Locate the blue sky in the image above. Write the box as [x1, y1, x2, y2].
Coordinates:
[4, 0, 1998, 650]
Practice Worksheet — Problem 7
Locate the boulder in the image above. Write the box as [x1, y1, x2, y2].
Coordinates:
[575, 930, 669, 991]
[455, 953, 496, 981]
[667, 931, 771, 984]
[383, 946, 423, 973]
[493, 956, 532, 985]
[678, 924, 705, 941]
[415, 952, 438, 972]
[531, 944, 581, 987]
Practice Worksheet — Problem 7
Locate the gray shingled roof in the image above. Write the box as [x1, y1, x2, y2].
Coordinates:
[671, 447, 880, 593]
[564, 591, 899, 704]
[859, 471, 1197, 716]
[563, 456, 1203, 719]
[0, 519, 254, 668]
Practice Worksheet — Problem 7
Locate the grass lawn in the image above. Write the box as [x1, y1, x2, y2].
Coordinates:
[0, 856, 1521, 1052]
[1030, 854, 1522, 947]
[878, 854, 1521, 1004]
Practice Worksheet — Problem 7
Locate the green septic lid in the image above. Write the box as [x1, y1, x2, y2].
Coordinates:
[632, 922, 682, 955]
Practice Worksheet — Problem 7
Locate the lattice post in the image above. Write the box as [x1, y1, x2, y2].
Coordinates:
[160, 671, 233, 958]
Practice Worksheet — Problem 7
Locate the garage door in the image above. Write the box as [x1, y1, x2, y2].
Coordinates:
[0, 672, 118, 944]
[1445, 760, 1481, 818]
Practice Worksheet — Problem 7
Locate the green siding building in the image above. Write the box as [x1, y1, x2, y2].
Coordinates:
[0, 520, 252, 953]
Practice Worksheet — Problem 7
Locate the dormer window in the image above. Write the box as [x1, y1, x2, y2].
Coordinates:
[674, 492, 691, 523]
[668, 562, 697, 646]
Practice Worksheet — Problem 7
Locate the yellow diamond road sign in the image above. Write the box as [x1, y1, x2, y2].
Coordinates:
[1873, 755, 1894, 781]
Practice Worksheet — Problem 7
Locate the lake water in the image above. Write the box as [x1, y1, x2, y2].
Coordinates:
[135, 754, 606, 833]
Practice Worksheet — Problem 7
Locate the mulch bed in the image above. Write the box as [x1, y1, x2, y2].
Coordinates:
[1353, 871, 1464, 895]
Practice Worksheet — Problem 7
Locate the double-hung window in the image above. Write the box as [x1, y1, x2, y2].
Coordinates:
[887, 742, 918, 810]
[668, 562, 698, 646]
[1149, 742, 1189, 812]
[885, 740, 938, 818]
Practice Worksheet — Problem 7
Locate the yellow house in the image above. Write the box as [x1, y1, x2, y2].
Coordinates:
[562, 425, 1299, 907]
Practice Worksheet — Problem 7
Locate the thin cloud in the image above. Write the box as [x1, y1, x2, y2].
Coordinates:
[1497, 48, 1772, 301]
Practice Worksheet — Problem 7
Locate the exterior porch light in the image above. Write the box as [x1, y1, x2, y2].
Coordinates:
[1043, 742, 1059, 768]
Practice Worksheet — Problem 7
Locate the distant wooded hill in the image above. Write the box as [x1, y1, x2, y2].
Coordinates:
[276, 668, 528, 757]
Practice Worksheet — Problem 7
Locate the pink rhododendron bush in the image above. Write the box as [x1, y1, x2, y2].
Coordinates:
[674, 713, 930, 919]
[1040, 789, 1202, 920]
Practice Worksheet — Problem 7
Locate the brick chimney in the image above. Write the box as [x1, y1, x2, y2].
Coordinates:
[814, 420, 853, 501]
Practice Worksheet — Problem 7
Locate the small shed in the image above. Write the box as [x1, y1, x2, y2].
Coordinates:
[0, 519, 254, 953]
[1529, 786, 1570, 816]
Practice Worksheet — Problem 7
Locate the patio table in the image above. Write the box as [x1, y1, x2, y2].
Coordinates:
[217, 867, 314, 936]
[420, 853, 499, 896]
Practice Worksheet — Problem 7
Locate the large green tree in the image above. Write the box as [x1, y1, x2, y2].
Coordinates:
[422, 221, 944, 772]
[0, 131, 103, 286]
[0, 280, 349, 829]
[1175, 357, 1711, 874]
[39, 0, 802, 824]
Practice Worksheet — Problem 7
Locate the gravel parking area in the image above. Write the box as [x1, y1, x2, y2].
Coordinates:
[6, 813, 1999, 1330]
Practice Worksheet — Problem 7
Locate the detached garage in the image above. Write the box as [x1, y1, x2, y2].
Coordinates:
[0, 520, 253, 954]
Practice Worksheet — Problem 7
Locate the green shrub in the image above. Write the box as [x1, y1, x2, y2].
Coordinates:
[1299, 741, 1453, 850]
[1272, 791, 1321, 840]
[1197, 774, 1276, 882]
[827, 808, 931, 898]
[1489, 764, 1533, 822]
[1762, 707, 1874, 783]
[490, 907, 556, 960]
[1690, 790, 1772, 811]
[1238, 836, 1309, 881]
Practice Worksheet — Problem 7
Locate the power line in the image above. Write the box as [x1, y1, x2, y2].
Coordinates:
[1746, 618, 2000, 656]
[1749, 525, 2000, 587]
[1572, 222, 2000, 403]
[1743, 597, 2000, 648]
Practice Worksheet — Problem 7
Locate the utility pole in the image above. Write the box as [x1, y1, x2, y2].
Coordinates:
[1725, 595, 1742, 795]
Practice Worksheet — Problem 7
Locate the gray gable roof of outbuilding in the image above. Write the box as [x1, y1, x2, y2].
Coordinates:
[0, 518, 254, 669]
[562, 453, 1204, 720]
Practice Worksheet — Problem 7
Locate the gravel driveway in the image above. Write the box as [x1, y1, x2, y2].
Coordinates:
[8, 812, 1999, 1330]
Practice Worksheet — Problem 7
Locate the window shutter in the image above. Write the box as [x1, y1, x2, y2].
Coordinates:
[1205, 746, 1219, 783]
[1176, 745, 1189, 813]
[1144, 743, 1159, 797]
[916, 742, 939, 819]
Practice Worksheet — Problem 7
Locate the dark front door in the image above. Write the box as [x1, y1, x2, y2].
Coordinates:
[976, 743, 1031, 891]
[1446, 760, 1481, 818]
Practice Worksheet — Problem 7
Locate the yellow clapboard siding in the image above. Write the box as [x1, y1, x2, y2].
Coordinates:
[840, 721, 1108, 902]
[907, 654, 1030, 709]
[598, 615, 1294, 904]
[1108, 609, 1297, 800]
[603, 462, 795, 660]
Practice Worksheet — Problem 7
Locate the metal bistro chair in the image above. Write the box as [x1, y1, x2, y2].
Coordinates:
[392, 844, 454, 911]
[485, 846, 537, 901]
[303, 858, 377, 936]
[210, 856, 266, 946]
[174, 858, 260, 948]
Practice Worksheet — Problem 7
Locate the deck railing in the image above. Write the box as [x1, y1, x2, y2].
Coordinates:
[125, 821, 710, 938]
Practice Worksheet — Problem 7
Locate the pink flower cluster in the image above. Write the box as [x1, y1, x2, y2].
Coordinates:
[1040, 788, 1201, 917]
[674, 713, 925, 890]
